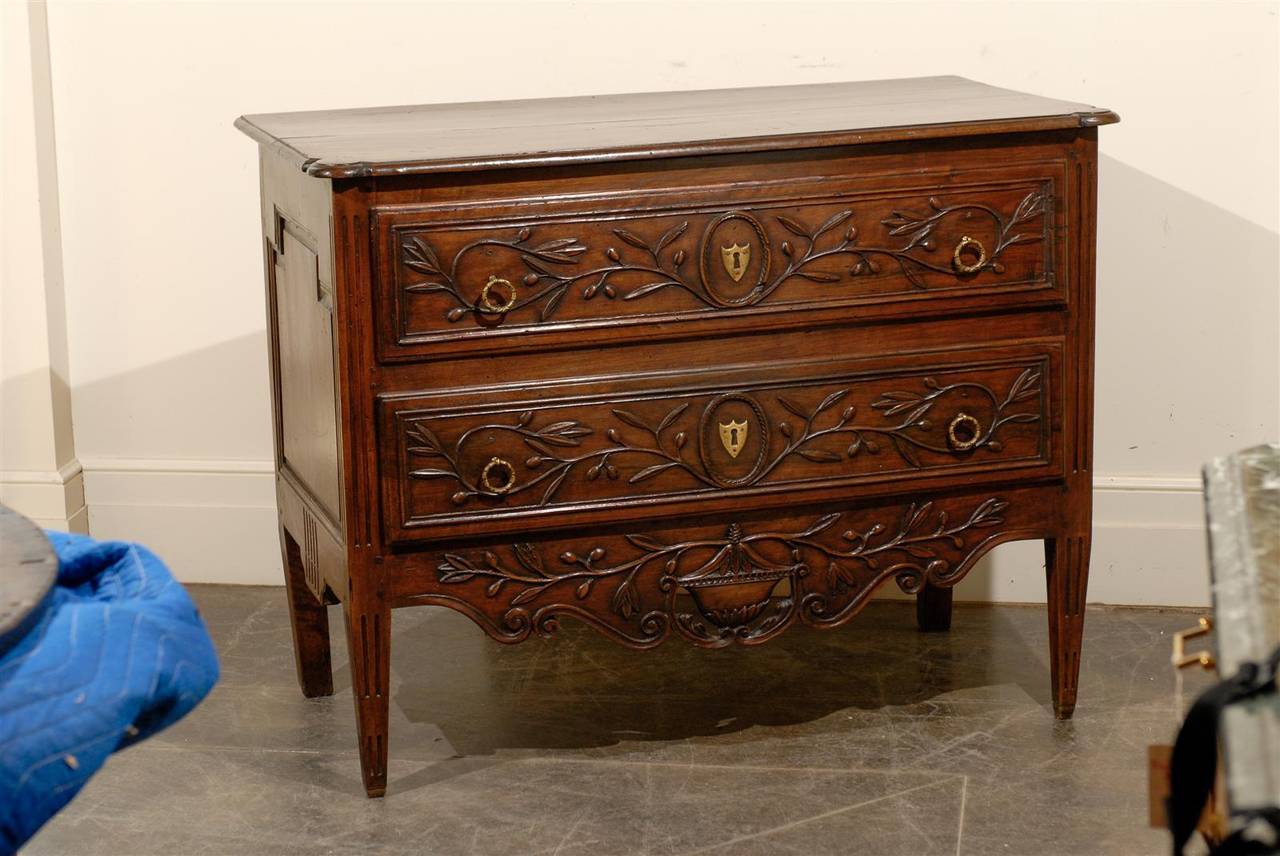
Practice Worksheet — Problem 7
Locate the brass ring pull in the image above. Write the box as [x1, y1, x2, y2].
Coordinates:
[480, 457, 516, 495]
[952, 236, 988, 274]
[479, 275, 517, 313]
[946, 412, 982, 451]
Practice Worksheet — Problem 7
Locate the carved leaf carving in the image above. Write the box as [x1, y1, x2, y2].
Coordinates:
[400, 188, 1048, 324]
[431, 495, 1017, 647]
[405, 366, 1044, 506]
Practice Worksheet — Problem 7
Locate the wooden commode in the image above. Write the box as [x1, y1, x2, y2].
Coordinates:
[236, 76, 1118, 796]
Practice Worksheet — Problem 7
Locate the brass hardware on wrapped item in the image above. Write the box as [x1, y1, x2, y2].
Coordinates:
[1172, 616, 1216, 671]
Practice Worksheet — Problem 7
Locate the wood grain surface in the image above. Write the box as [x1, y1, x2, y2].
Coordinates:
[236, 76, 1117, 177]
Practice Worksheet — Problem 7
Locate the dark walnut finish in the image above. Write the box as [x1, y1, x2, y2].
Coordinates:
[237, 76, 1116, 797]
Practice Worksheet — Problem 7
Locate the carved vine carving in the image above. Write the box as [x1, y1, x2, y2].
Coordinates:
[400, 189, 1048, 323]
[433, 496, 1011, 647]
[405, 368, 1041, 506]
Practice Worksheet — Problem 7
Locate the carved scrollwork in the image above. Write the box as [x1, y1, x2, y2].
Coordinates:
[400, 189, 1049, 323]
[405, 367, 1042, 507]
[431, 495, 1013, 647]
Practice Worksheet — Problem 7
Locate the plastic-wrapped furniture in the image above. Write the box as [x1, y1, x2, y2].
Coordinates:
[0, 507, 219, 853]
[1166, 444, 1280, 855]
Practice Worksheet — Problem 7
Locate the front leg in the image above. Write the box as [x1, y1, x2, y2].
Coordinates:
[1045, 533, 1090, 718]
[344, 586, 391, 797]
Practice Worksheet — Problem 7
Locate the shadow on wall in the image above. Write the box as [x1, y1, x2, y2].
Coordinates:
[0, 367, 72, 467]
[1091, 154, 1278, 472]
[71, 330, 274, 463]
[66, 331, 279, 584]
[919, 153, 1278, 606]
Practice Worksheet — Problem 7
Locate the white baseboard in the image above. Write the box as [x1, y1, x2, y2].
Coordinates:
[82, 457, 281, 585]
[79, 458, 1211, 606]
[1, 459, 89, 533]
[929, 473, 1210, 607]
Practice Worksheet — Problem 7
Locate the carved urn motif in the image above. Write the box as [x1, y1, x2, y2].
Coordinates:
[678, 524, 800, 628]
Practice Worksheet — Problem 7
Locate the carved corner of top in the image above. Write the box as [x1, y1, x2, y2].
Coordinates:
[305, 159, 374, 180]
[1076, 110, 1120, 128]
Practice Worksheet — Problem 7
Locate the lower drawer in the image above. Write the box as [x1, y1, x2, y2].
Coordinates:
[387, 485, 1058, 648]
[378, 340, 1062, 544]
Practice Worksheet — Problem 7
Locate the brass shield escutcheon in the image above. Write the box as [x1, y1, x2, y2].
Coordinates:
[720, 243, 751, 282]
[718, 419, 749, 458]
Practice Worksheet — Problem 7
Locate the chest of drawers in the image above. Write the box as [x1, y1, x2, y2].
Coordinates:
[236, 76, 1117, 797]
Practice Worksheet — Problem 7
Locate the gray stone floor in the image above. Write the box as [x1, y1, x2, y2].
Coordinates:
[25, 585, 1212, 855]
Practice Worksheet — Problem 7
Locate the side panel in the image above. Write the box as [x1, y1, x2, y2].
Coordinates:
[258, 148, 345, 596]
[273, 226, 342, 522]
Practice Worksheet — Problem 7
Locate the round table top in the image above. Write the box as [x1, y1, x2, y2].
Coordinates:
[0, 504, 58, 657]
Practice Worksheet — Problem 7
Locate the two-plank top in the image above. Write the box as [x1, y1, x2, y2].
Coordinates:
[235, 75, 1117, 179]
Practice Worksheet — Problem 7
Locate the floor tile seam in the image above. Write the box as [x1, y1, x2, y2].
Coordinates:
[126, 741, 334, 758]
[511, 754, 972, 779]
[673, 776, 965, 856]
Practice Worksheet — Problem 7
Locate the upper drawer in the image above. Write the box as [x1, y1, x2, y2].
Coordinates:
[378, 342, 1061, 544]
[372, 162, 1067, 360]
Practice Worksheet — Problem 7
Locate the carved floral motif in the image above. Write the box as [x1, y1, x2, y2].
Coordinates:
[400, 189, 1048, 323]
[405, 368, 1041, 506]
[433, 496, 1011, 646]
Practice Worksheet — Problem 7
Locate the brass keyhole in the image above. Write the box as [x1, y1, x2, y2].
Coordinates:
[718, 418, 749, 458]
[719, 242, 751, 283]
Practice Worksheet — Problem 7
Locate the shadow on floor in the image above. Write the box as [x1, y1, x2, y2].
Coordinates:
[369, 601, 1050, 758]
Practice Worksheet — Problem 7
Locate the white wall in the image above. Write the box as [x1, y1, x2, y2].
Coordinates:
[1, 0, 85, 532]
[31, 0, 1280, 604]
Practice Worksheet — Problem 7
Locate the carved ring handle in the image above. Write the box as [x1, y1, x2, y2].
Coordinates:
[480, 457, 516, 495]
[946, 412, 982, 451]
[952, 236, 988, 274]
[479, 275, 518, 313]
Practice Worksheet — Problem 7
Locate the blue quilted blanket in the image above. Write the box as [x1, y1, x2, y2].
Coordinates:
[0, 532, 219, 853]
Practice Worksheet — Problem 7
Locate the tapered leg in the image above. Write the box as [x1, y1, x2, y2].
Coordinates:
[344, 592, 391, 797]
[282, 529, 333, 698]
[916, 584, 953, 632]
[1045, 533, 1091, 719]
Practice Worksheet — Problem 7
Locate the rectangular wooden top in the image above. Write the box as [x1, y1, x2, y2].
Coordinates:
[236, 76, 1117, 179]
